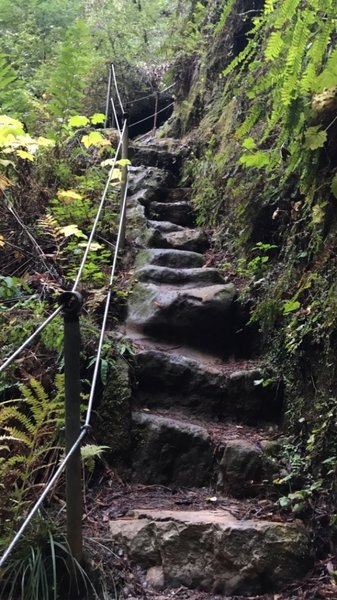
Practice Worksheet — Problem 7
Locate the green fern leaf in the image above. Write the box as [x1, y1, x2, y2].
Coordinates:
[265, 31, 284, 61]
[264, 0, 275, 15]
[315, 46, 337, 92]
[275, 0, 301, 29]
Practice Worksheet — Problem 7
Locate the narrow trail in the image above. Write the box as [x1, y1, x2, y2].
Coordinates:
[100, 137, 311, 598]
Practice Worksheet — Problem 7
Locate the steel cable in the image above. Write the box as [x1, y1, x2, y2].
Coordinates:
[84, 176, 129, 428]
[129, 101, 175, 129]
[110, 63, 124, 114]
[72, 120, 125, 291]
[125, 83, 175, 106]
[110, 97, 121, 137]
[0, 173, 130, 569]
[0, 121, 126, 373]
[0, 305, 62, 374]
[0, 430, 86, 568]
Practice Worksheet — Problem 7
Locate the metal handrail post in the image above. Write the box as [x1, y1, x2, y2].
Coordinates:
[60, 291, 83, 564]
[119, 113, 129, 251]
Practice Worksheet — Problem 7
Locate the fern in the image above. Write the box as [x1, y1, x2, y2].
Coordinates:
[0, 377, 64, 518]
[47, 21, 95, 119]
[0, 54, 17, 96]
[315, 45, 337, 92]
[265, 31, 284, 61]
[215, 0, 237, 34]
[275, 0, 301, 29]
[264, 0, 275, 15]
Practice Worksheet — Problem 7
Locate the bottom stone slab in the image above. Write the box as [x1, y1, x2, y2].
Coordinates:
[110, 509, 311, 596]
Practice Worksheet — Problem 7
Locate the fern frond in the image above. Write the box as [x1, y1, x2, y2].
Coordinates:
[0, 54, 17, 93]
[215, 0, 236, 34]
[265, 31, 284, 61]
[6, 454, 28, 468]
[264, 0, 275, 15]
[275, 0, 301, 29]
[0, 406, 36, 437]
[0, 428, 32, 446]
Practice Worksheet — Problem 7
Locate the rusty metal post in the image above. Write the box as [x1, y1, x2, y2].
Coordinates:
[60, 291, 83, 563]
[119, 112, 129, 251]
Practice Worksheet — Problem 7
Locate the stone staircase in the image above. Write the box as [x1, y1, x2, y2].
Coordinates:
[108, 139, 311, 597]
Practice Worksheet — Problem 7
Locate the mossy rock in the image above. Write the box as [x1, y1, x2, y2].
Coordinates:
[93, 356, 132, 473]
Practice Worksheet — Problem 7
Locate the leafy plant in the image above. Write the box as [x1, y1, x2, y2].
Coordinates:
[47, 21, 98, 120]
[0, 376, 65, 518]
[237, 242, 277, 277]
[0, 517, 95, 600]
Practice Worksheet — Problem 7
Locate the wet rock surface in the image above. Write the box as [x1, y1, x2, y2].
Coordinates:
[131, 349, 282, 423]
[146, 227, 209, 252]
[109, 509, 310, 595]
[127, 282, 237, 354]
[131, 411, 213, 487]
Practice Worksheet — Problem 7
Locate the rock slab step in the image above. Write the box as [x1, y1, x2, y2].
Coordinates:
[135, 248, 204, 269]
[135, 265, 224, 287]
[132, 350, 283, 423]
[146, 227, 209, 252]
[127, 282, 237, 354]
[131, 410, 271, 493]
[109, 509, 311, 595]
[131, 411, 213, 487]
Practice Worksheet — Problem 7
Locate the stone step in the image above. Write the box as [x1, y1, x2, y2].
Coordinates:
[128, 166, 176, 195]
[131, 410, 213, 488]
[131, 349, 283, 423]
[131, 409, 273, 495]
[155, 187, 192, 203]
[131, 145, 182, 173]
[146, 201, 195, 227]
[135, 248, 205, 269]
[109, 508, 311, 595]
[146, 220, 184, 233]
[127, 281, 239, 355]
[135, 265, 224, 287]
[146, 227, 210, 253]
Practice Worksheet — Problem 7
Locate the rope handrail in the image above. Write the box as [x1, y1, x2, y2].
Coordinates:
[125, 82, 175, 106]
[110, 63, 124, 114]
[129, 101, 175, 129]
[110, 97, 121, 137]
[72, 121, 125, 291]
[0, 121, 126, 374]
[0, 305, 62, 374]
[0, 176, 130, 569]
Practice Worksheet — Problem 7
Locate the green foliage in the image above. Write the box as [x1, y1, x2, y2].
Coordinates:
[165, 1, 210, 57]
[81, 444, 109, 473]
[0, 518, 94, 600]
[0, 376, 64, 517]
[215, 0, 236, 35]
[218, 0, 337, 199]
[47, 21, 98, 120]
[86, 0, 178, 64]
[0, 54, 17, 108]
[237, 242, 277, 278]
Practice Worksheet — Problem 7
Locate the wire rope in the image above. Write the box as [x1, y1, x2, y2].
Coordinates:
[129, 101, 175, 129]
[110, 63, 124, 114]
[0, 174, 130, 569]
